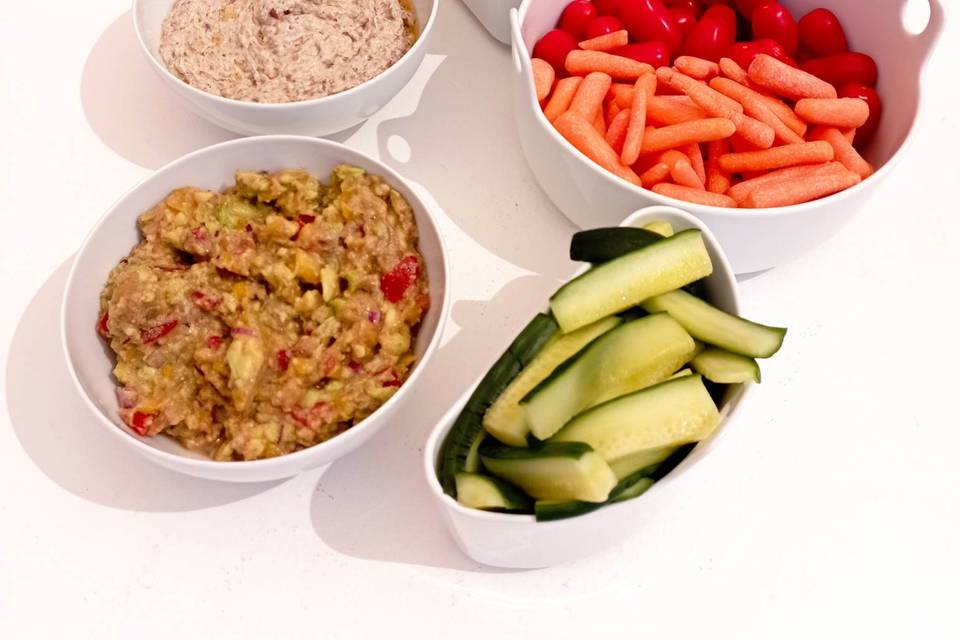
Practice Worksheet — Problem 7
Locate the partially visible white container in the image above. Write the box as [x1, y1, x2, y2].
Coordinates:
[132, 0, 438, 136]
[510, 0, 944, 273]
[423, 206, 748, 568]
[461, 0, 521, 43]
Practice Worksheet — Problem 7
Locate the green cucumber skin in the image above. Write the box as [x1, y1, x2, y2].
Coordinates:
[569, 227, 665, 263]
[479, 440, 593, 461]
[535, 500, 604, 521]
[437, 314, 560, 497]
[454, 472, 533, 514]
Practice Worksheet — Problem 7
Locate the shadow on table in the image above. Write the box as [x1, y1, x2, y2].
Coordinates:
[79, 10, 361, 170]
[6, 259, 282, 512]
[310, 274, 558, 573]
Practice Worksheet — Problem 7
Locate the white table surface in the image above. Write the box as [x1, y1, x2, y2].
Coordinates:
[2, 1, 959, 637]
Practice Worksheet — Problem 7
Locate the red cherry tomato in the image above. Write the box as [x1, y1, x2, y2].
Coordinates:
[670, 7, 698, 36]
[798, 8, 849, 57]
[613, 41, 671, 67]
[594, 0, 622, 16]
[559, 0, 598, 39]
[681, 4, 737, 62]
[751, 2, 799, 57]
[725, 38, 792, 70]
[838, 82, 882, 149]
[532, 29, 579, 74]
[801, 52, 878, 87]
[586, 15, 625, 38]
[664, 0, 701, 16]
[619, 0, 683, 55]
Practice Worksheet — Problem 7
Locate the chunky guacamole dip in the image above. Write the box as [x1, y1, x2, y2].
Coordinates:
[97, 166, 429, 461]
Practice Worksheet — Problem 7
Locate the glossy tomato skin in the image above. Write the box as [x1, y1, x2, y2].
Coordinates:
[559, 0, 599, 39]
[798, 8, 849, 57]
[614, 41, 671, 67]
[751, 2, 799, 57]
[802, 52, 878, 87]
[533, 29, 579, 74]
[665, 0, 702, 15]
[619, 0, 683, 55]
[670, 7, 698, 37]
[731, 0, 760, 18]
[682, 4, 737, 62]
[725, 38, 792, 69]
[594, 0, 622, 16]
[586, 15, 625, 38]
[839, 82, 882, 148]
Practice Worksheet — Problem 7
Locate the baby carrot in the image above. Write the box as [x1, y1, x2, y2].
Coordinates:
[641, 118, 737, 153]
[647, 96, 708, 125]
[622, 73, 657, 166]
[652, 183, 738, 207]
[656, 67, 743, 121]
[554, 111, 642, 186]
[566, 50, 654, 80]
[606, 99, 621, 124]
[605, 108, 631, 152]
[609, 83, 635, 108]
[569, 72, 613, 124]
[718, 57, 748, 84]
[705, 139, 731, 194]
[579, 29, 629, 52]
[810, 126, 874, 178]
[748, 54, 837, 100]
[544, 76, 582, 122]
[682, 142, 706, 184]
[727, 162, 843, 203]
[532, 58, 555, 103]
[593, 110, 607, 136]
[843, 128, 856, 143]
[670, 157, 705, 189]
[640, 162, 671, 187]
[742, 169, 861, 208]
[718, 140, 834, 173]
[734, 114, 775, 149]
[795, 98, 870, 128]
[709, 77, 805, 145]
[675, 56, 719, 81]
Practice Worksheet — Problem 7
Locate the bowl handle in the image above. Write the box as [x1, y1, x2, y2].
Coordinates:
[509, 9, 532, 78]
[906, 0, 944, 69]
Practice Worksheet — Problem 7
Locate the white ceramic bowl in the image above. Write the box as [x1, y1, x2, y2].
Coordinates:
[461, 0, 521, 44]
[424, 206, 748, 568]
[132, 0, 439, 136]
[510, 0, 944, 273]
[62, 136, 450, 483]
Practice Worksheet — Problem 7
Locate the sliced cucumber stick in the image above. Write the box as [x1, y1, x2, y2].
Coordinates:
[692, 348, 761, 383]
[551, 374, 720, 473]
[643, 289, 786, 358]
[454, 472, 532, 513]
[569, 227, 664, 264]
[550, 229, 713, 333]
[535, 462, 661, 521]
[479, 441, 617, 503]
[643, 221, 674, 237]
[521, 313, 695, 441]
[483, 316, 621, 447]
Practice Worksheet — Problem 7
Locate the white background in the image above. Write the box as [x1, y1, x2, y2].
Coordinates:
[2, 1, 958, 638]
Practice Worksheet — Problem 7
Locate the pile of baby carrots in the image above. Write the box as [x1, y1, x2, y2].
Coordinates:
[532, 35, 874, 209]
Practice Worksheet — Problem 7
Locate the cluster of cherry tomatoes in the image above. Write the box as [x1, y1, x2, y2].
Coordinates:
[533, 0, 881, 148]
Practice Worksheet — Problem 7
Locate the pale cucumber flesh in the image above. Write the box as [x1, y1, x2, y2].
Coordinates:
[692, 348, 761, 383]
[479, 442, 617, 503]
[483, 316, 621, 446]
[454, 472, 531, 512]
[549, 229, 713, 333]
[521, 314, 696, 441]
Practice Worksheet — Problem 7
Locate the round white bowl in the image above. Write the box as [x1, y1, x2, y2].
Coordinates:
[132, 0, 439, 136]
[461, 0, 521, 44]
[62, 136, 450, 483]
[510, 0, 943, 274]
[424, 206, 748, 568]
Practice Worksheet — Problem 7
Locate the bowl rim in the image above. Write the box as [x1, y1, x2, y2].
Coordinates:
[422, 205, 747, 524]
[131, 0, 440, 109]
[510, 1, 928, 220]
[61, 134, 451, 471]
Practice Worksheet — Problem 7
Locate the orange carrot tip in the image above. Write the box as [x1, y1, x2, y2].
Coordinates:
[795, 98, 870, 129]
[718, 57, 748, 84]
[579, 30, 629, 52]
[605, 109, 631, 152]
[669, 157, 705, 190]
[652, 183, 738, 208]
[566, 50, 654, 81]
[675, 56, 719, 81]
[543, 76, 582, 122]
[569, 72, 613, 123]
[640, 162, 672, 188]
[531, 58, 555, 103]
[747, 54, 837, 100]
[742, 169, 861, 208]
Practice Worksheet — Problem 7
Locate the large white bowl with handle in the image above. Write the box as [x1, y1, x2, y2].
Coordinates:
[423, 206, 750, 568]
[510, 0, 943, 273]
[132, 0, 438, 136]
[62, 136, 450, 483]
